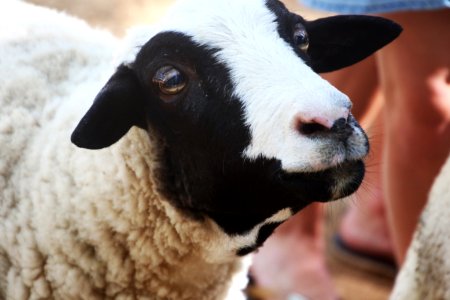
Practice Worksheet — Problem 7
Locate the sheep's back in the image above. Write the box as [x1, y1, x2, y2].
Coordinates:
[0, 0, 117, 204]
[0, 2, 119, 297]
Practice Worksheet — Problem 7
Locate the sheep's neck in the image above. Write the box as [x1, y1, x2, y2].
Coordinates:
[108, 128, 243, 299]
[124, 196, 242, 300]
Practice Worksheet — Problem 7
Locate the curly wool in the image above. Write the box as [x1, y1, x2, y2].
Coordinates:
[0, 2, 244, 299]
[391, 154, 450, 300]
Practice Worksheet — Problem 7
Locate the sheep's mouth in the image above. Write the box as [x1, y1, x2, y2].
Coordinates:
[279, 160, 365, 202]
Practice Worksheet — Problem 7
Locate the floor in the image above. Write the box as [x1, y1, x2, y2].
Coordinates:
[26, 1, 395, 299]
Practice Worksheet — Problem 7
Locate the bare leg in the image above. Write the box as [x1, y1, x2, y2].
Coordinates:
[377, 9, 450, 264]
[325, 56, 396, 265]
[338, 110, 394, 259]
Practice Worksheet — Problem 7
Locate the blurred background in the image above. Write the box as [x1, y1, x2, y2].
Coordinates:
[27, 0, 329, 36]
[25, 1, 394, 299]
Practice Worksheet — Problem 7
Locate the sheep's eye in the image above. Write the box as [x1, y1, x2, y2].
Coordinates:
[153, 66, 186, 95]
[293, 23, 309, 52]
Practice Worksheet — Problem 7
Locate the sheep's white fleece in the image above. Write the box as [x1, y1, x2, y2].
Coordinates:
[390, 153, 450, 300]
[0, 2, 247, 299]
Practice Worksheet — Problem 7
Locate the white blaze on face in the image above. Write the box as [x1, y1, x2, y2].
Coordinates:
[123, 0, 367, 172]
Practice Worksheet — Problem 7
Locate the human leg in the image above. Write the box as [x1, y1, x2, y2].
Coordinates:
[377, 9, 450, 264]
[338, 110, 394, 261]
[325, 57, 395, 269]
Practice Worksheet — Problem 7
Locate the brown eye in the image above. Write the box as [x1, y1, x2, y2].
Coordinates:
[152, 66, 186, 95]
[293, 23, 309, 52]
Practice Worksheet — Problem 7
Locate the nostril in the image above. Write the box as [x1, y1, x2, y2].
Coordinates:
[298, 121, 329, 135]
[332, 118, 348, 131]
[297, 117, 350, 136]
[332, 117, 353, 140]
[296, 116, 333, 136]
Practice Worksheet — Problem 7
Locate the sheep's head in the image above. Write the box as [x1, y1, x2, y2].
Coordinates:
[72, 0, 401, 253]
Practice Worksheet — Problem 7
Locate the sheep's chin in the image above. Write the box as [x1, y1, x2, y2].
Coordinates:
[279, 160, 365, 202]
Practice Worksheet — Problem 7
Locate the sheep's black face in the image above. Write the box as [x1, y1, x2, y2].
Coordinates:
[71, 0, 401, 253]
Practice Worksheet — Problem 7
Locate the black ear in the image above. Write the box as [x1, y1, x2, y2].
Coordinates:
[71, 65, 146, 149]
[305, 15, 402, 73]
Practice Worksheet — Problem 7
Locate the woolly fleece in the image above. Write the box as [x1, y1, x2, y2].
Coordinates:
[0, 2, 245, 299]
[391, 153, 450, 300]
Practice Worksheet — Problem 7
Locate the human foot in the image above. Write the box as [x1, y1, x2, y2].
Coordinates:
[338, 194, 395, 262]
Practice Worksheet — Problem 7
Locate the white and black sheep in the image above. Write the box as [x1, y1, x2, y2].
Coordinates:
[0, 0, 401, 299]
[390, 152, 450, 300]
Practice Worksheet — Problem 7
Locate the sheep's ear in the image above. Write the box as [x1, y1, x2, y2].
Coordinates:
[71, 65, 146, 149]
[305, 15, 402, 73]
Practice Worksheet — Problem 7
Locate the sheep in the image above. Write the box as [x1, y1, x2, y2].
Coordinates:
[0, 0, 401, 299]
[390, 153, 450, 300]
